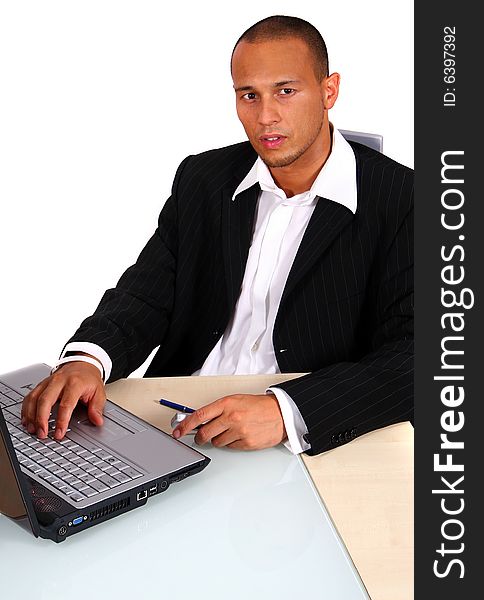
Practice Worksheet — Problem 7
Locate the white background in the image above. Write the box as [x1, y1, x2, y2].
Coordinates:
[0, 0, 413, 376]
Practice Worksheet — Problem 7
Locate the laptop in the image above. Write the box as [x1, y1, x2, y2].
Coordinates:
[0, 363, 210, 542]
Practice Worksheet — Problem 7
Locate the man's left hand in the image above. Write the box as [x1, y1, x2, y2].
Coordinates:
[172, 394, 287, 450]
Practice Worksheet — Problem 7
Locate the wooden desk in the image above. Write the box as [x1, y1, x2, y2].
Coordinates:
[107, 374, 413, 600]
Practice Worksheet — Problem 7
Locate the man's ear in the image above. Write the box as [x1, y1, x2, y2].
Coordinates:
[322, 72, 340, 110]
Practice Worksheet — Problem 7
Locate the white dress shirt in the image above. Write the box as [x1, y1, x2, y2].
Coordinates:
[58, 126, 357, 454]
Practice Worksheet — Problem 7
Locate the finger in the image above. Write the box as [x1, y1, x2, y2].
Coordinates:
[21, 379, 49, 431]
[173, 401, 224, 439]
[208, 427, 242, 448]
[34, 380, 66, 438]
[53, 384, 84, 440]
[87, 388, 106, 426]
[194, 418, 229, 446]
[226, 440, 254, 451]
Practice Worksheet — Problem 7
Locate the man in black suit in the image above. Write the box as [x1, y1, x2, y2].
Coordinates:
[21, 16, 413, 456]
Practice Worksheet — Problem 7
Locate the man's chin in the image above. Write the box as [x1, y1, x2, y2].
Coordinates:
[254, 146, 300, 168]
[260, 153, 300, 169]
[248, 138, 304, 168]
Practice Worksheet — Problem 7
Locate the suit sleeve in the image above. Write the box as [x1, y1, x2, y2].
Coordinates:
[62, 156, 191, 382]
[274, 201, 414, 456]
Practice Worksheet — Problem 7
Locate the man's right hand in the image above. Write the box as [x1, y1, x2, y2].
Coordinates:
[21, 361, 106, 441]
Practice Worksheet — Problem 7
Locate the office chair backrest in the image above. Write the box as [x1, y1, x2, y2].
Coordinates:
[340, 129, 383, 152]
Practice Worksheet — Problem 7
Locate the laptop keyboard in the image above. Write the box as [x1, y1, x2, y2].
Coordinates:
[1, 385, 144, 503]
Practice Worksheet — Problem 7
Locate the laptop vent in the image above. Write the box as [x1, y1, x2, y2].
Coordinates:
[30, 483, 63, 512]
[88, 497, 131, 522]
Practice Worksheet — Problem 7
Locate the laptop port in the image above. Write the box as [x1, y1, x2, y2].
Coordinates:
[72, 516, 84, 526]
[136, 490, 148, 501]
[149, 484, 157, 496]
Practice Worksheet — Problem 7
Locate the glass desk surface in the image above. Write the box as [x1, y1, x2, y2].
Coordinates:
[0, 440, 370, 600]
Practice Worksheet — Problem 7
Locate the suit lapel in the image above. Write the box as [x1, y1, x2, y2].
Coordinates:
[221, 184, 259, 310]
[281, 197, 354, 303]
[220, 176, 354, 312]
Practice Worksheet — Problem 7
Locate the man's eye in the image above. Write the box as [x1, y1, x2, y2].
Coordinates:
[242, 92, 257, 100]
[279, 88, 295, 95]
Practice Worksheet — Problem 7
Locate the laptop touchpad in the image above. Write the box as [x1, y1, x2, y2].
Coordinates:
[74, 416, 131, 442]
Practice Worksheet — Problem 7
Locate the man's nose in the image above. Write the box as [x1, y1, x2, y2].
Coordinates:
[258, 97, 281, 127]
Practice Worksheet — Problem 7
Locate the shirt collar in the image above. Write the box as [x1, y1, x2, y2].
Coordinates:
[232, 126, 358, 214]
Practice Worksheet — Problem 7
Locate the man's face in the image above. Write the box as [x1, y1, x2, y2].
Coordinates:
[232, 37, 337, 169]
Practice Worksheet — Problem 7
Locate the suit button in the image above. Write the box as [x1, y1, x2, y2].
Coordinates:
[351, 428, 357, 438]
[338, 432, 345, 443]
[212, 330, 220, 337]
[344, 430, 351, 441]
[331, 434, 338, 445]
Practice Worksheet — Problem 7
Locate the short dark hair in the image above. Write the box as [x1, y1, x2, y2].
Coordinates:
[231, 15, 329, 81]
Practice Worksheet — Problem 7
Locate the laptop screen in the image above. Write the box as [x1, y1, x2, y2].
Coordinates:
[0, 409, 39, 535]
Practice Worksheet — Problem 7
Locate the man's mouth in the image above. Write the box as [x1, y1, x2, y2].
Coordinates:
[259, 134, 287, 149]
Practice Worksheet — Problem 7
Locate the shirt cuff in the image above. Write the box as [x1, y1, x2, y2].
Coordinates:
[58, 342, 113, 382]
[267, 387, 311, 454]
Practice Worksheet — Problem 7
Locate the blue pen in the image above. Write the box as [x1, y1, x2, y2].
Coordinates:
[158, 398, 195, 413]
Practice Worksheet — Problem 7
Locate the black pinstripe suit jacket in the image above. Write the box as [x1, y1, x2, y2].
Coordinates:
[66, 140, 414, 455]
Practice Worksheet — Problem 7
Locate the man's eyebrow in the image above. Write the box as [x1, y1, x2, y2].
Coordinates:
[233, 79, 301, 93]
[274, 79, 300, 87]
